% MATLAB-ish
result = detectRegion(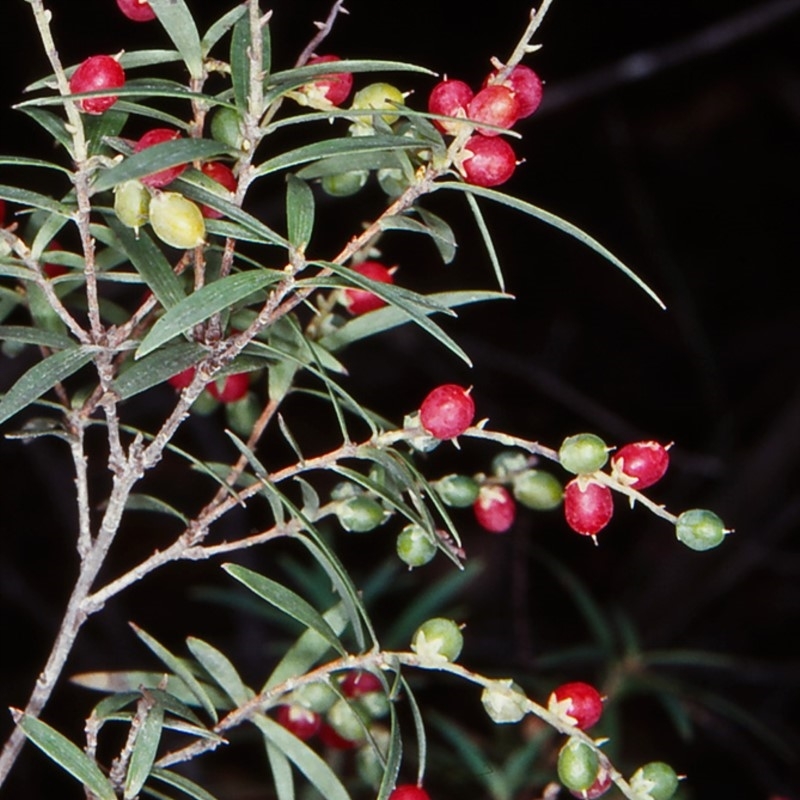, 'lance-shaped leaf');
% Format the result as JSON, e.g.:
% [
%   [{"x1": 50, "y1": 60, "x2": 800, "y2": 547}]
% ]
[
  {"x1": 186, "y1": 637, "x2": 252, "y2": 707},
  {"x1": 114, "y1": 341, "x2": 206, "y2": 400},
  {"x1": 0, "y1": 325, "x2": 74, "y2": 350},
  {"x1": 16, "y1": 713, "x2": 116, "y2": 800},
  {"x1": 0, "y1": 183, "x2": 74, "y2": 216},
  {"x1": 285, "y1": 175, "x2": 314, "y2": 252},
  {"x1": 149, "y1": 0, "x2": 204, "y2": 80},
  {"x1": 0, "y1": 347, "x2": 93, "y2": 427},
  {"x1": 266, "y1": 742, "x2": 295, "y2": 800},
  {"x1": 379, "y1": 209, "x2": 456, "y2": 265},
  {"x1": 230, "y1": 10, "x2": 271, "y2": 112},
  {"x1": 124, "y1": 494, "x2": 188, "y2": 524},
  {"x1": 202, "y1": 4, "x2": 248, "y2": 56},
  {"x1": 151, "y1": 767, "x2": 221, "y2": 800},
  {"x1": 124, "y1": 699, "x2": 165, "y2": 799},
  {"x1": 136, "y1": 270, "x2": 284, "y2": 358}
]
